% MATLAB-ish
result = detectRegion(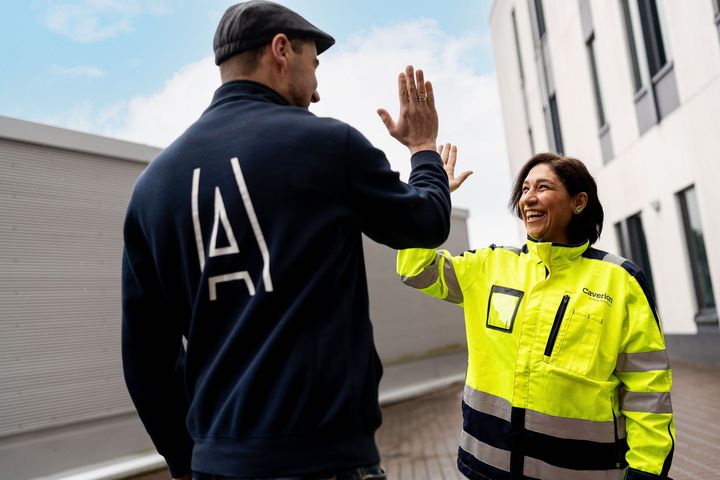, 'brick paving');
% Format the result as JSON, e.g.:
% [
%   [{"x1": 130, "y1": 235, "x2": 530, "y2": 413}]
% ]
[{"x1": 131, "y1": 360, "x2": 719, "y2": 480}]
